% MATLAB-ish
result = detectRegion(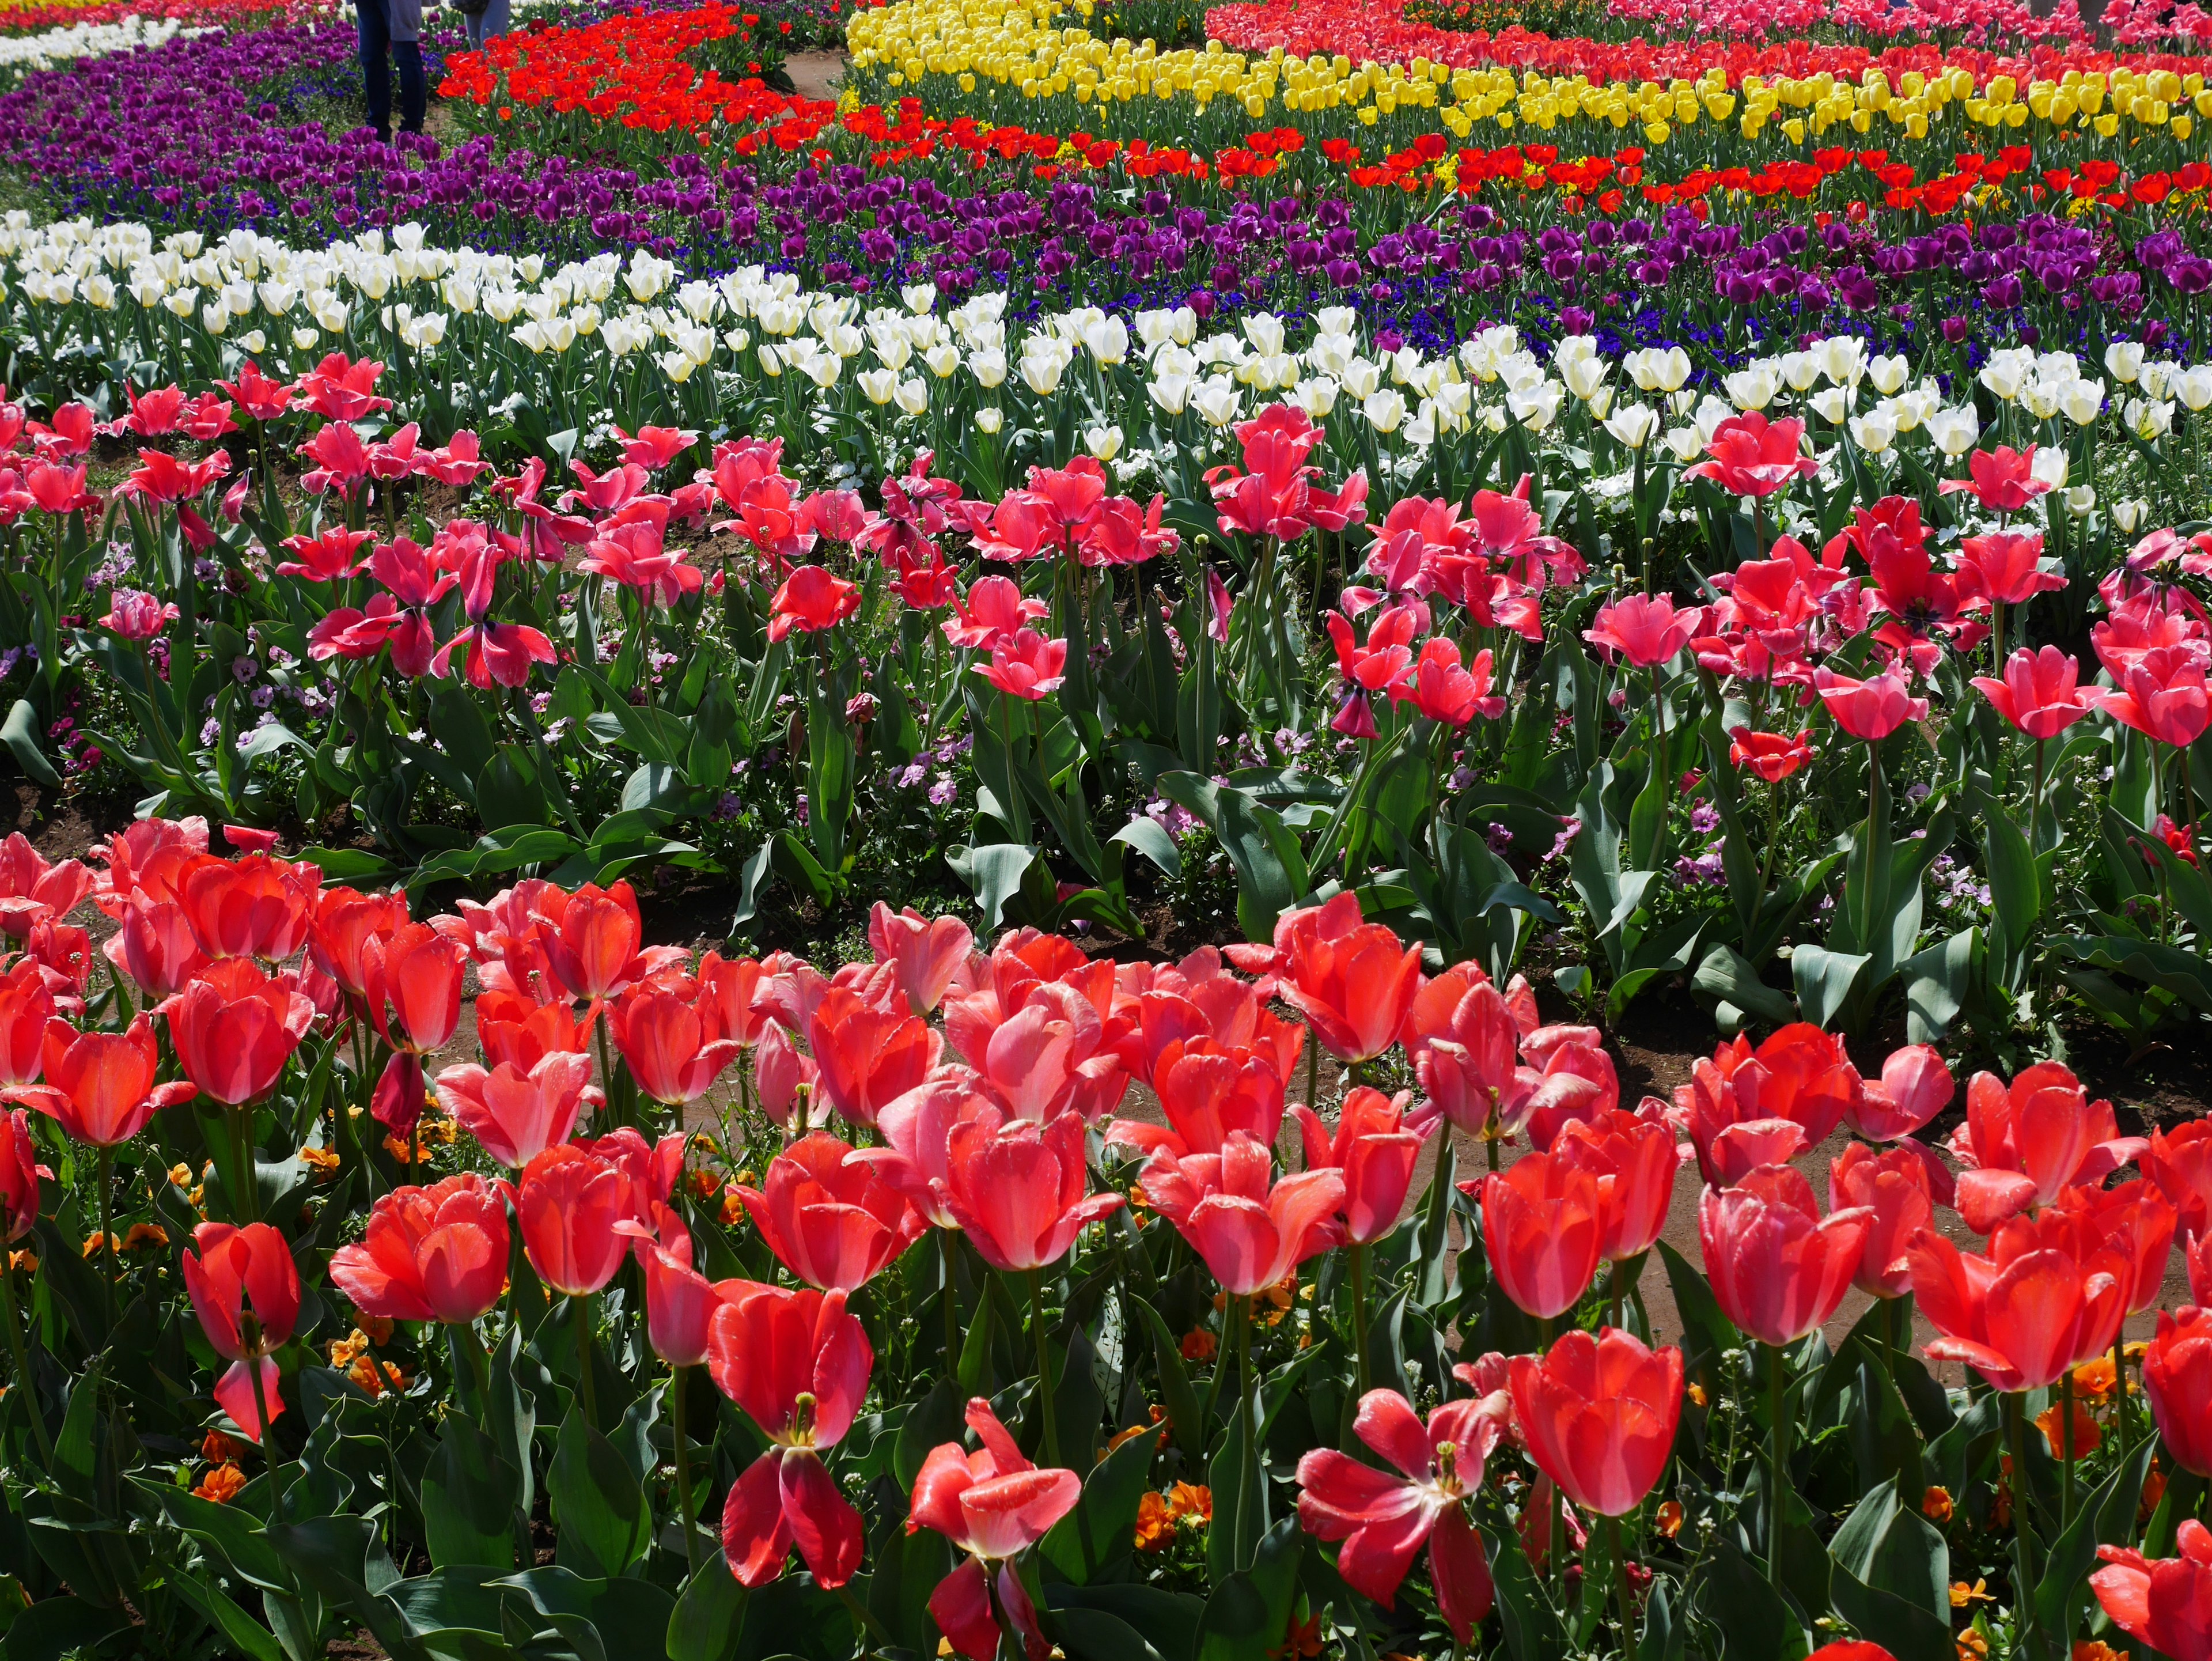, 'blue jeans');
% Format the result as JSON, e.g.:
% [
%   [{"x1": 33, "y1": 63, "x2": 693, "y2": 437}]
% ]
[
  {"x1": 357, "y1": 0, "x2": 424, "y2": 138},
  {"x1": 465, "y1": 0, "x2": 509, "y2": 48}
]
